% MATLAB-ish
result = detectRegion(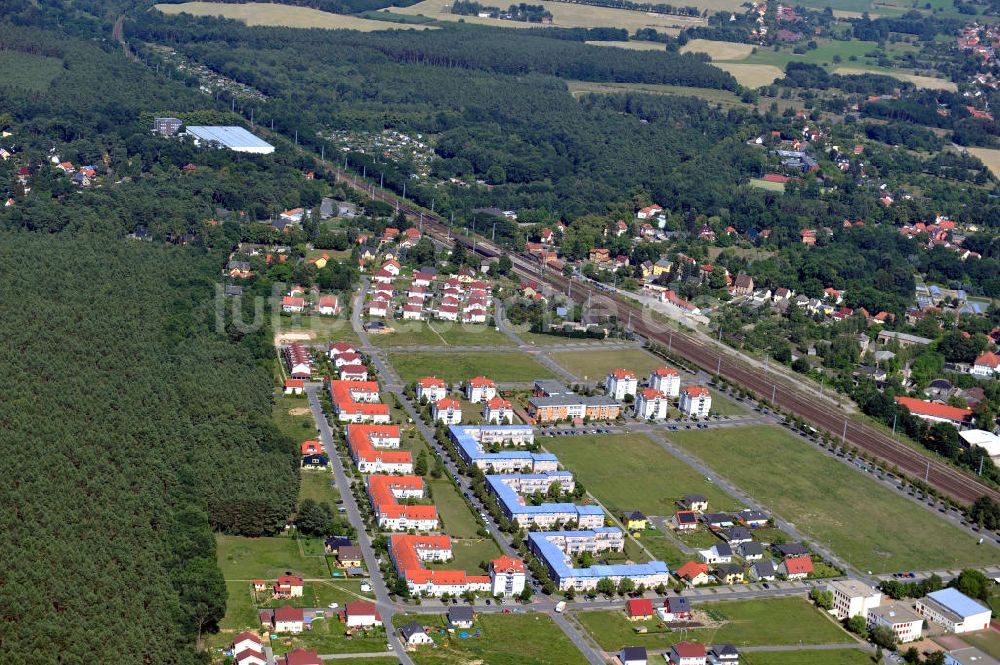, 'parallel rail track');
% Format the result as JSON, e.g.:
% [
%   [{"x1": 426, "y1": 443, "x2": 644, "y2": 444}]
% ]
[{"x1": 331, "y1": 168, "x2": 1000, "y2": 506}]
